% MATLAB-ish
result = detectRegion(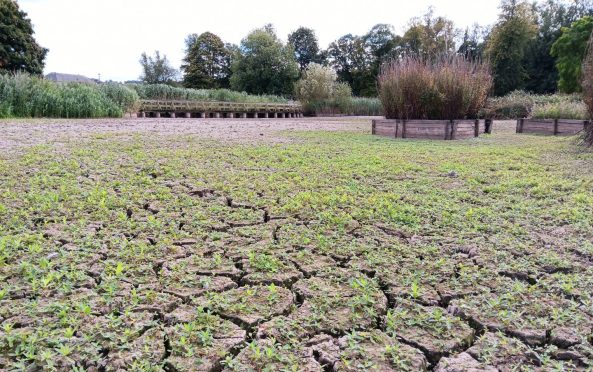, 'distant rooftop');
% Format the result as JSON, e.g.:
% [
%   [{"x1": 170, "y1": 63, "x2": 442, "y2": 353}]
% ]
[{"x1": 45, "y1": 72, "x2": 96, "y2": 84}]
